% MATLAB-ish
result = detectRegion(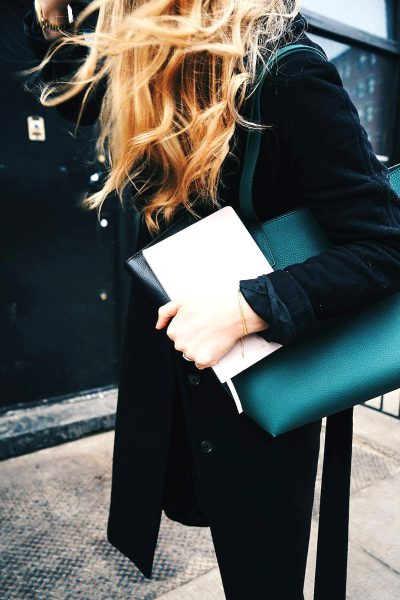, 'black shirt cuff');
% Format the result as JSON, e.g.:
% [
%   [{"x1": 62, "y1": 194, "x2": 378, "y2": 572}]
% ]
[{"x1": 239, "y1": 269, "x2": 317, "y2": 345}]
